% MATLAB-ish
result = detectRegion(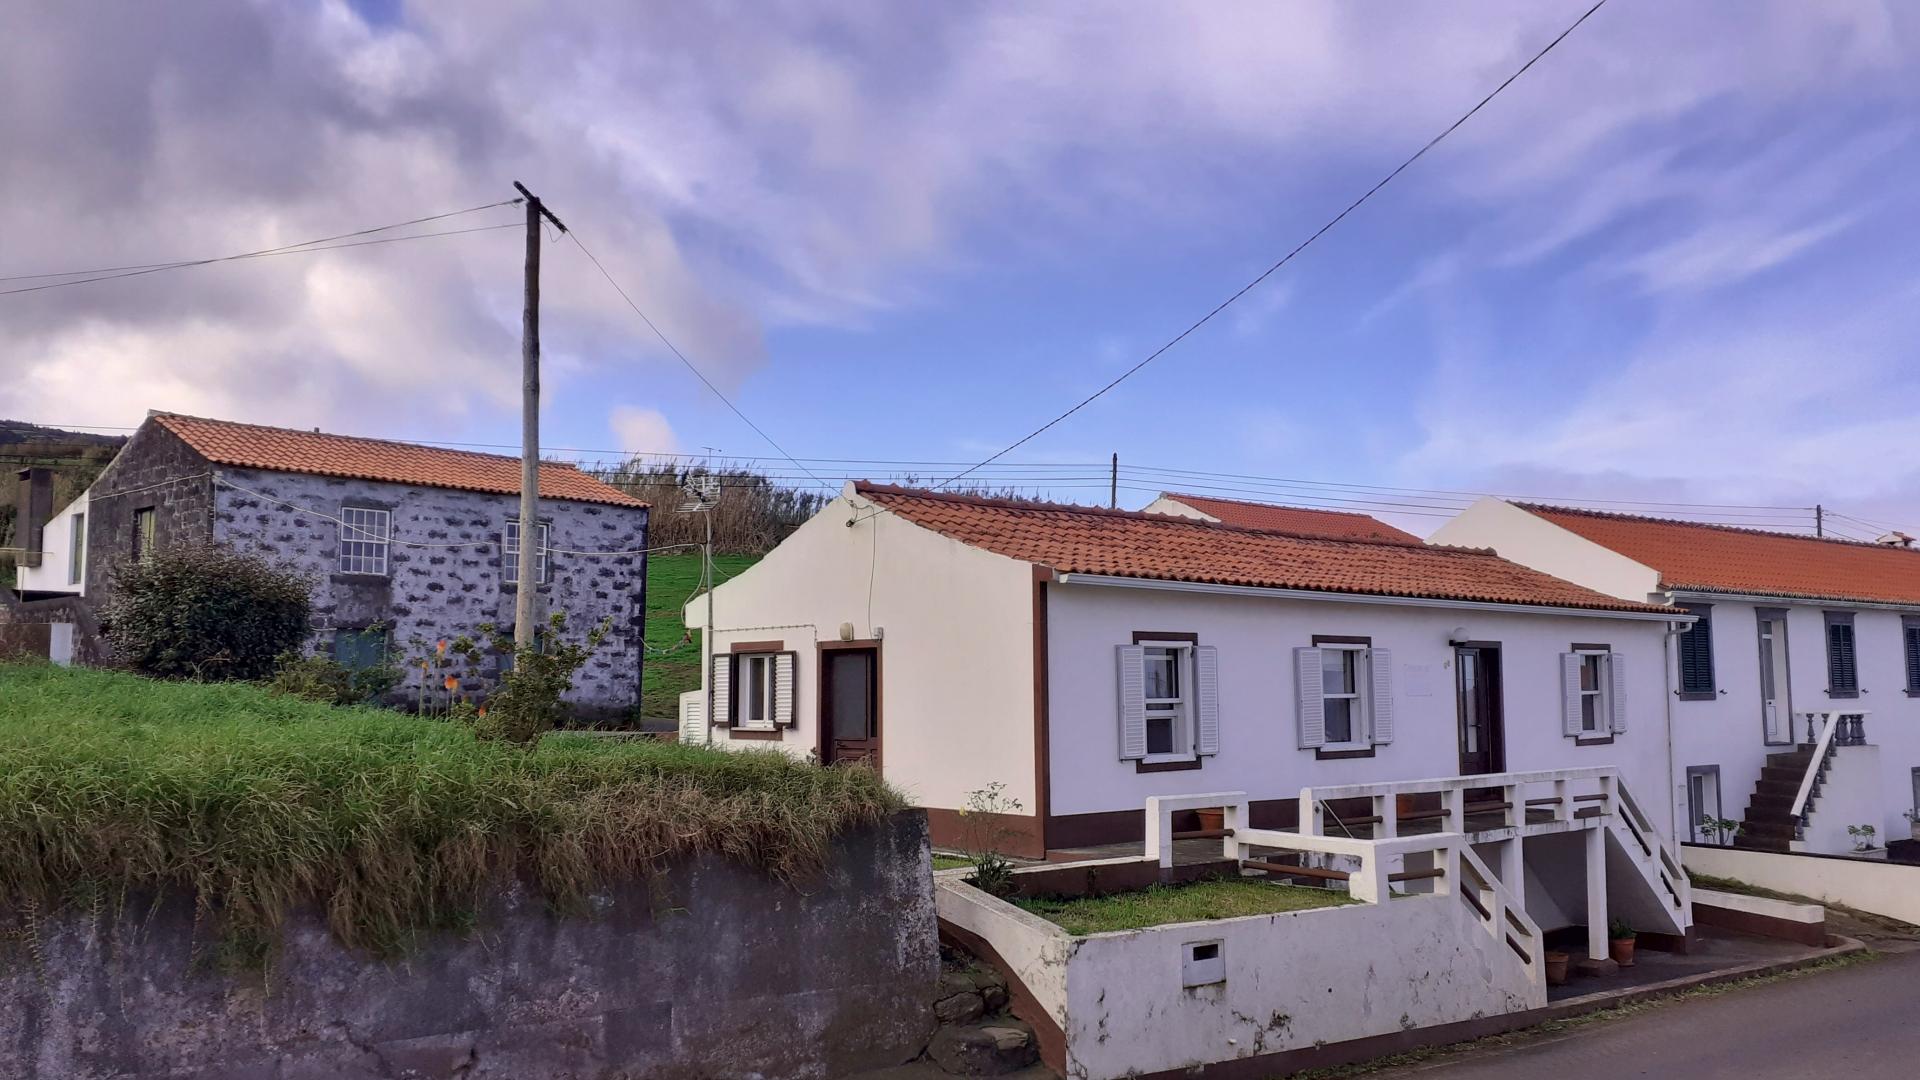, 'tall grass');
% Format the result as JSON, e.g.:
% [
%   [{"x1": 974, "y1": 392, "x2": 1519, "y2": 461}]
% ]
[{"x1": 0, "y1": 663, "x2": 904, "y2": 957}]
